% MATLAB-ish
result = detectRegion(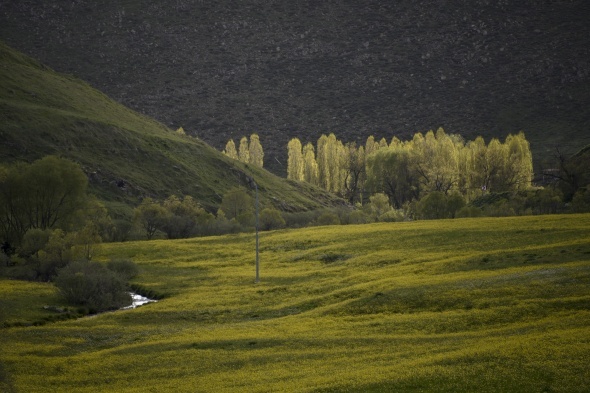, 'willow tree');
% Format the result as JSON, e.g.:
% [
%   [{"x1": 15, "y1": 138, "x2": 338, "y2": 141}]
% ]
[
  {"x1": 501, "y1": 132, "x2": 533, "y2": 191},
  {"x1": 485, "y1": 137, "x2": 506, "y2": 192},
  {"x1": 431, "y1": 128, "x2": 461, "y2": 194},
  {"x1": 466, "y1": 136, "x2": 488, "y2": 198},
  {"x1": 248, "y1": 134, "x2": 264, "y2": 168},
  {"x1": 287, "y1": 138, "x2": 304, "y2": 181},
  {"x1": 410, "y1": 128, "x2": 461, "y2": 195},
  {"x1": 223, "y1": 139, "x2": 238, "y2": 160},
  {"x1": 365, "y1": 135, "x2": 379, "y2": 157},
  {"x1": 366, "y1": 146, "x2": 417, "y2": 208}
]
